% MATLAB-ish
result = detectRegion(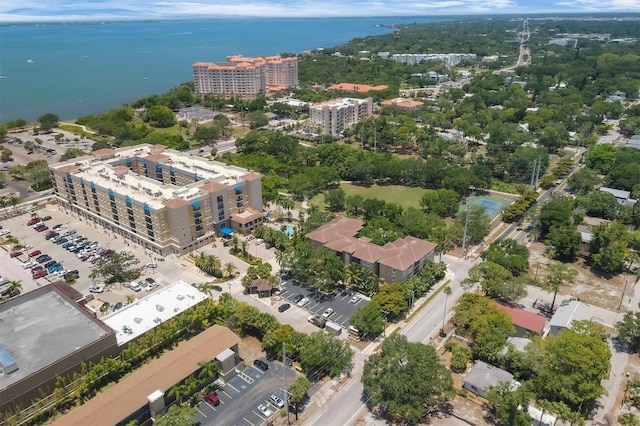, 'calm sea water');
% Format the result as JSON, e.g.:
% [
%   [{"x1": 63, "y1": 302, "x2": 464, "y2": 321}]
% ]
[{"x1": 0, "y1": 17, "x2": 438, "y2": 122}]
